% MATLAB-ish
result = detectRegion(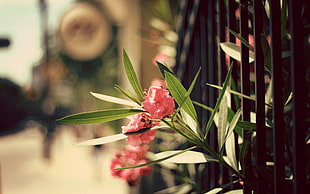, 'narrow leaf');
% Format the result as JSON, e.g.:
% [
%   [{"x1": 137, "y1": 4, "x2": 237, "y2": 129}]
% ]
[
  {"x1": 114, "y1": 146, "x2": 197, "y2": 170},
  {"x1": 265, "y1": 80, "x2": 272, "y2": 113},
  {"x1": 225, "y1": 109, "x2": 242, "y2": 141},
  {"x1": 207, "y1": 83, "x2": 272, "y2": 108},
  {"x1": 122, "y1": 49, "x2": 144, "y2": 101},
  {"x1": 207, "y1": 83, "x2": 256, "y2": 101},
  {"x1": 180, "y1": 109, "x2": 199, "y2": 135},
  {"x1": 165, "y1": 71, "x2": 198, "y2": 121},
  {"x1": 261, "y1": 34, "x2": 272, "y2": 73},
  {"x1": 154, "y1": 150, "x2": 218, "y2": 164},
  {"x1": 226, "y1": 28, "x2": 254, "y2": 51},
  {"x1": 225, "y1": 132, "x2": 238, "y2": 172},
  {"x1": 184, "y1": 67, "x2": 201, "y2": 118},
  {"x1": 224, "y1": 189, "x2": 243, "y2": 194},
  {"x1": 193, "y1": 101, "x2": 214, "y2": 112},
  {"x1": 280, "y1": 0, "x2": 287, "y2": 41},
  {"x1": 237, "y1": 121, "x2": 257, "y2": 130},
  {"x1": 220, "y1": 42, "x2": 255, "y2": 63},
  {"x1": 205, "y1": 64, "x2": 233, "y2": 137},
  {"x1": 156, "y1": 61, "x2": 174, "y2": 78},
  {"x1": 76, "y1": 127, "x2": 159, "y2": 146},
  {"x1": 154, "y1": 184, "x2": 192, "y2": 194},
  {"x1": 57, "y1": 109, "x2": 142, "y2": 124},
  {"x1": 224, "y1": 109, "x2": 241, "y2": 171},
  {"x1": 114, "y1": 85, "x2": 141, "y2": 105},
  {"x1": 161, "y1": 119, "x2": 199, "y2": 144},
  {"x1": 90, "y1": 92, "x2": 139, "y2": 107},
  {"x1": 239, "y1": 131, "x2": 251, "y2": 165},
  {"x1": 76, "y1": 133, "x2": 127, "y2": 146},
  {"x1": 205, "y1": 188, "x2": 223, "y2": 194},
  {"x1": 230, "y1": 77, "x2": 240, "y2": 109},
  {"x1": 218, "y1": 96, "x2": 228, "y2": 151}
]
